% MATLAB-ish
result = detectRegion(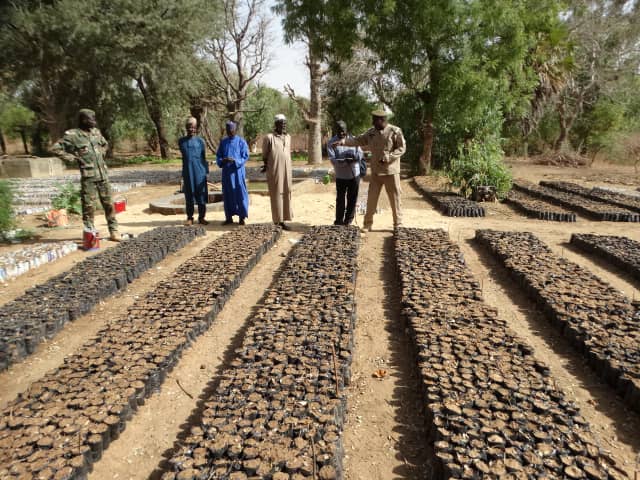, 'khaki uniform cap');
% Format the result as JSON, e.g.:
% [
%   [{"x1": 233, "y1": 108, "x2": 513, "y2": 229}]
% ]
[{"x1": 372, "y1": 109, "x2": 389, "y2": 117}]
